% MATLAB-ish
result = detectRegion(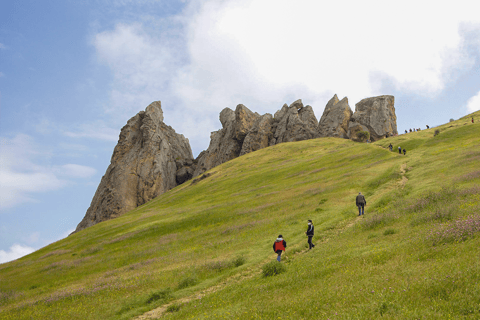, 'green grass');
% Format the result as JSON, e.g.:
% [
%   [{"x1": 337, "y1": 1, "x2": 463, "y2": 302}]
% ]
[{"x1": 1, "y1": 111, "x2": 480, "y2": 319}]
